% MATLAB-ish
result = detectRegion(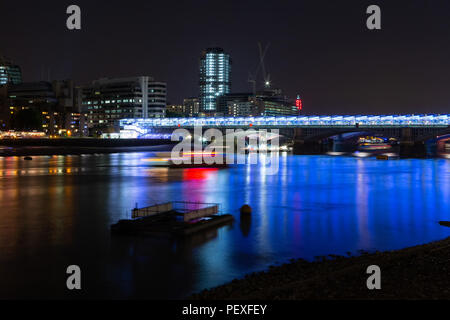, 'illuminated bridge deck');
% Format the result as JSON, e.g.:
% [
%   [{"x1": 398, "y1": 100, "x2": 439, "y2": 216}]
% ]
[{"x1": 120, "y1": 115, "x2": 450, "y2": 129}]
